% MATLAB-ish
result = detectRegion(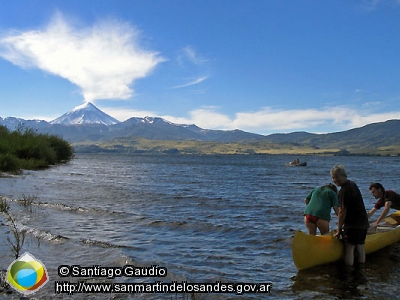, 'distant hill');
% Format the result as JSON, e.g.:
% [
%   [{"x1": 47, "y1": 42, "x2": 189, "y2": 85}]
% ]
[
  {"x1": 1, "y1": 103, "x2": 400, "y2": 155},
  {"x1": 263, "y1": 120, "x2": 400, "y2": 152}
]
